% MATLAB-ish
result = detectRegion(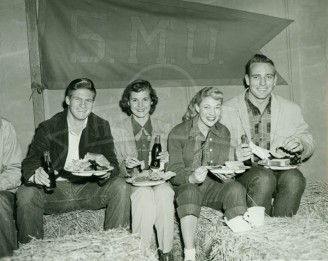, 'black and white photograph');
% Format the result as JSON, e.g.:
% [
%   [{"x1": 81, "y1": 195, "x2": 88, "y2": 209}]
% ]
[{"x1": 0, "y1": 0, "x2": 327, "y2": 260}]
